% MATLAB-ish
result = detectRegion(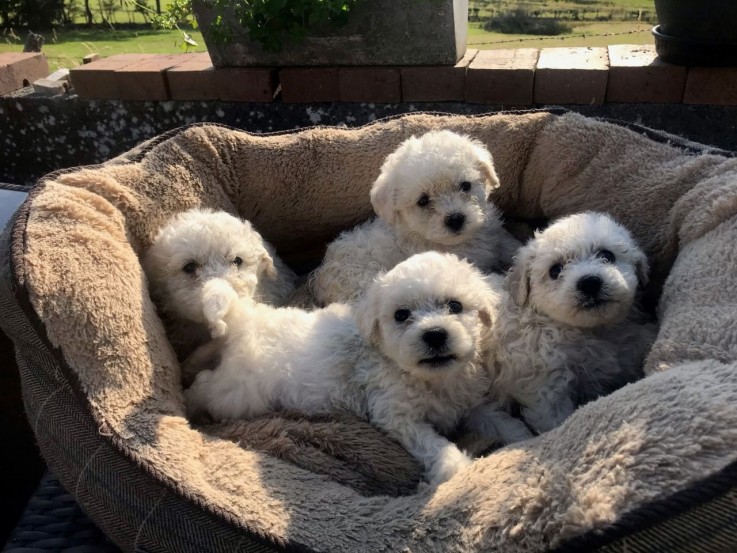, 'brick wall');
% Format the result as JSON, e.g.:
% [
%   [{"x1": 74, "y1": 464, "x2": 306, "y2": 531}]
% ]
[
  {"x1": 2, "y1": 47, "x2": 736, "y2": 106},
  {"x1": 59, "y1": 45, "x2": 737, "y2": 106}
]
